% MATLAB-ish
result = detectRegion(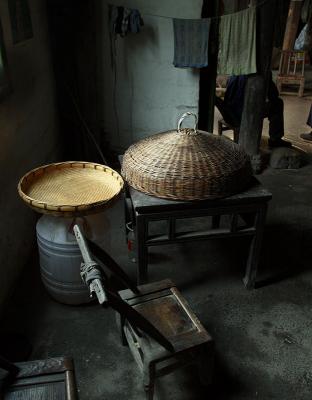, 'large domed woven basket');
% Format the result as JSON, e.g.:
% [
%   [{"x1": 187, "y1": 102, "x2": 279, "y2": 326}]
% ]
[{"x1": 122, "y1": 112, "x2": 252, "y2": 201}]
